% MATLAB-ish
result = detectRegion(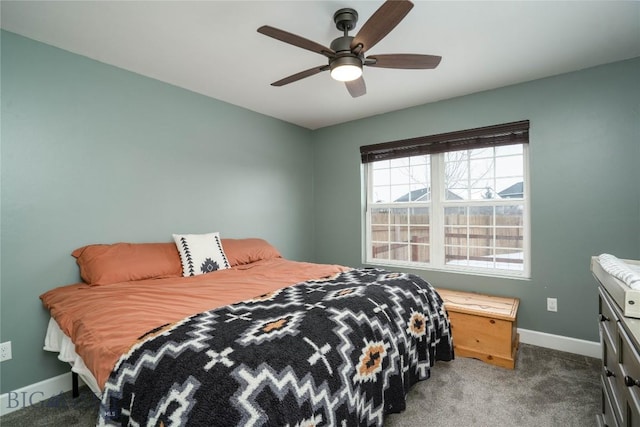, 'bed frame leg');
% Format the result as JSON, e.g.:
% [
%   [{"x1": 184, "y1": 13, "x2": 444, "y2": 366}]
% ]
[{"x1": 72, "y1": 372, "x2": 79, "y2": 398}]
